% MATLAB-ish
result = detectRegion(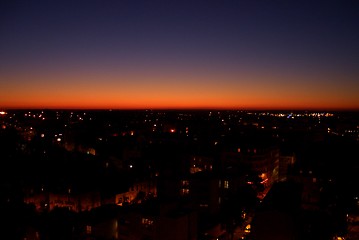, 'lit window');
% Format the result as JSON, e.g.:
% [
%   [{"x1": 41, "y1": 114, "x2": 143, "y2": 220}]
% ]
[
  {"x1": 224, "y1": 180, "x2": 229, "y2": 189},
  {"x1": 244, "y1": 224, "x2": 251, "y2": 233},
  {"x1": 142, "y1": 218, "x2": 154, "y2": 227},
  {"x1": 181, "y1": 180, "x2": 189, "y2": 187},
  {"x1": 86, "y1": 225, "x2": 92, "y2": 234},
  {"x1": 180, "y1": 188, "x2": 189, "y2": 195}
]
